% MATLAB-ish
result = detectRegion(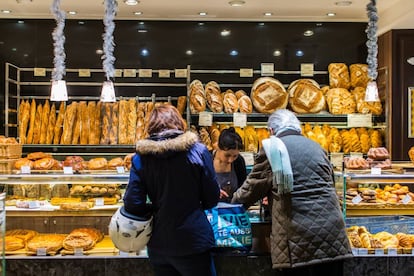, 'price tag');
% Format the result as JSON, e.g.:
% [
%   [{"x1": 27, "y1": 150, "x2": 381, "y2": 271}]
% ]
[
  {"x1": 347, "y1": 114, "x2": 373, "y2": 128},
  {"x1": 198, "y1": 112, "x2": 213, "y2": 126},
  {"x1": 28, "y1": 200, "x2": 40, "y2": 209},
  {"x1": 233, "y1": 113, "x2": 247, "y2": 127},
  {"x1": 78, "y1": 69, "x2": 91, "y2": 77},
  {"x1": 37, "y1": 248, "x2": 47, "y2": 256},
  {"x1": 371, "y1": 167, "x2": 382, "y2": 175},
  {"x1": 139, "y1": 69, "x2": 152, "y2": 78},
  {"x1": 158, "y1": 70, "x2": 170, "y2": 78},
  {"x1": 239, "y1": 68, "x2": 253, "y2": 77},
  {"x1": 239, "y1": 152, "x2": 254, "y2": 166},
  {"x1": 261, "y1": 63, "x2": 274, "y2": 76},
  {"x1": 123, "y1": 69, "x2": 137, "y2": 77},
  {"x1": 21, "y1": 165, "x2": 31, "y2": 174},
  {"x1": 300, "y1": 63, "x2": 314, "y2": 77},
  {"x1": 175, "y1": 69, "x2": 188, "y2": 78},
  {"x1": 34, "y1": 67, "x2": 46, "y2": 77},
  {"x1": 374, "y1": 248, "x2": 385, "y2": 256},
  {"x1": 114, "y1": 69, "x2": 123, "y2": 77},
  {"x1": 63, "y1": 166, "x2": 73, "y2": 175},
  {"x1": 351, "y1": 194, "x2": 363, "y2": 204},
  {"x1": 95, "y1": 198, "x2": 104, "y2": 206},
  {"x1": 387, "y1": 248, "x2": 398, "y2": 256},
  {"x1": 116, "y1": 166, "x2": 125, "y2": 174},
  {"x1": 119, "y1": 250, "x2": 130, "y2": 256},
  {"x1": 402, "y1": 194, "x2": 412, "y2": 204},
  {"x1": 351, "y1": 248, "x2": 359, "y2": 255},
  {"x1": 74, "y1": 248, "x2": 84, "y2": 256},
  {"x1": 330, "y1": 152, "x2": 344, "y2": 170},
  {"x1": 350, "y1": 152, "x2": 363, "y2": 159},
  {"x1": 358, "y1": 248, "x2": 368, "y2": 255}
]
